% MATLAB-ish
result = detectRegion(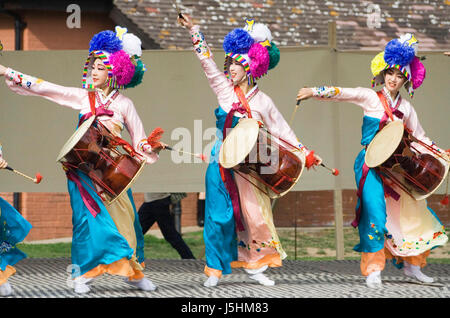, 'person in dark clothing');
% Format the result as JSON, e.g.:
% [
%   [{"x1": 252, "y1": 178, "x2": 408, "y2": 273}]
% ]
[
  {"x1": 138, "y1": 193, "x2": 195, "y2": 259},
  {"x1": 197, "y1": 192, "x2": 205, "y2": 227}
]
